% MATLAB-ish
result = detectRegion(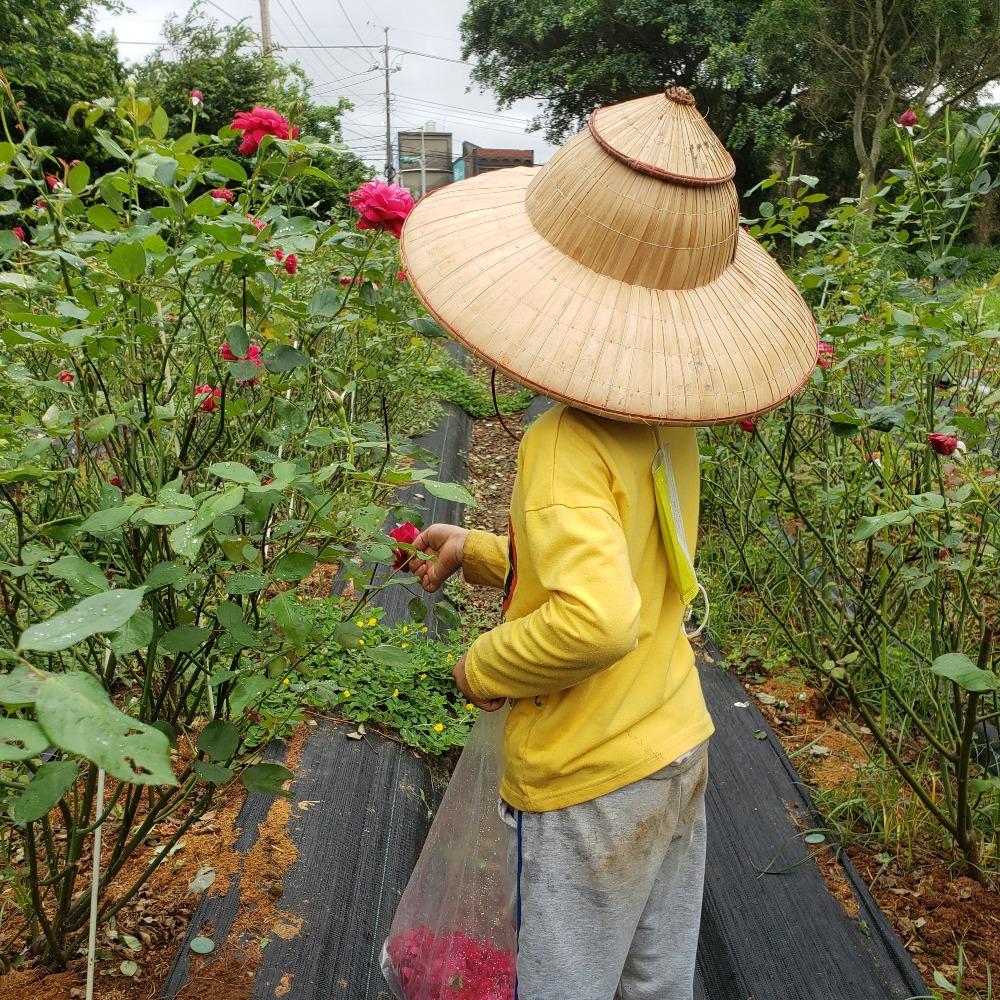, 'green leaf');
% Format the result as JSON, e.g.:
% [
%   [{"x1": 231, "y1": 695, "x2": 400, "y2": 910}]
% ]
[
  {"x1": 83, "y1": 413, "x2": 116, "y2": 443},
  {"x1": 151, "y1": 106, "x2": 169, "y2": 140},
  {"x1": 225, "y1": 571, "x2": 269, "y2": 595},
  {"x1": 33, "y1": 671, "x2": 175, "y2": 784},
  {"x1": 334, "y1": 621, "x2": 364, "y2": 648},
  {"x1": 0, "y1": 230, "x2": 21, "y2": 252},
  {"x1": 193, "y1": 759, "x2": 234, "y2": 785},
  {"x1": 120, "y1": 960, "x2": 138, "y2": 977},
  {"x1": 0, "y1": 719, "x2": 49, "y2": 761},
  {"x1": 80, "y1": 504, "x2": 135, "y2": 535},
  {"x1": 210, "y1": 157, "x2": 248, "y2": 182},
  {"x1": 48, "y1": 555, "x2": 109, "y2": 595},
  {"x1": 308, "y1": 287, "x2": 342, "y2": 317},
  {"x1": 160, "y1": 625, "x2": 210, "y2": 654},
  {"x1": 190, "y1": 936, "x2": 216, "y2": 955},
  {"x1": 216, "y1": 602, "x2": 257, "y2": 647},
  {"x1": 208, "y1": 461, "x2": 258, "y2": 485},
  {"x1": 423, "y1": 479, "x2": 476, "y2": 506},
  {"x1": 19, "y1": 588, "x2": 146, "y2": 652},
  {"x1": 143, "y1": 561, "x2": 186, "y2": 590},
  {"x1": 109, "y1": 611, "x2": 154, "y2": 656},
  {"x1": 139, "y1": 507, "x2": 194, "y2": 526},
  {"x1": 272, "y1": 552, "x2": 315, "y2": 582},
  {"x1": 229, "y1": 675, "x2": 269, "y2": 716},
  {"x1": 94, "y1": 130, "x2": 130, "y2": 161},
  {"x1": 10, "y1": 760, "x2": 78, "y2": 824},
  {"x1": 262, "y1": 345, "x2": 308, "y2": 372},
  {"x1": 107, "y1": 241, "x2": 146, "y2": 281},
  {"x1": 0, "y1": 666, "x2": 42, "y2": 706},
  {"x1": 198, "y1": 720, "x2": 239, "y2": 761},
  {"x1": 407, "y1": 316, "x2": 446, "y2": 337},
  {"x1": 408, "y1": 596, "x2": 427, "y2": 623},
  {"x1": 188, "y1": 865, "x2": 217, "y2": 893},
  {"x1": 434, "y1": 601, "x2": 461, "y2": 631},
  {"x1": 849, "y1": 510, "x2": 912, "y2": 542},
  {"x1": 931, "y1": 653, "x2": 999, "y2": 693},
  {"x1": 67, "y1": 162, "x2": 90, "y2": 194},
  {"x1": 241, "y1": 762, "x2": 293, "y2": 798},
  {"x1": 365, "y1": 644, "x2": 413, "y2": 668},
  {"x1": 224, "y1": 323, "x2": 250, "y2": 357},
  {"x1": 86, "y1": 204, "x2": 120, "y2": 230},
  {"x1": 269, "y1": 591, "x2": 312, "y2": 647}
]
